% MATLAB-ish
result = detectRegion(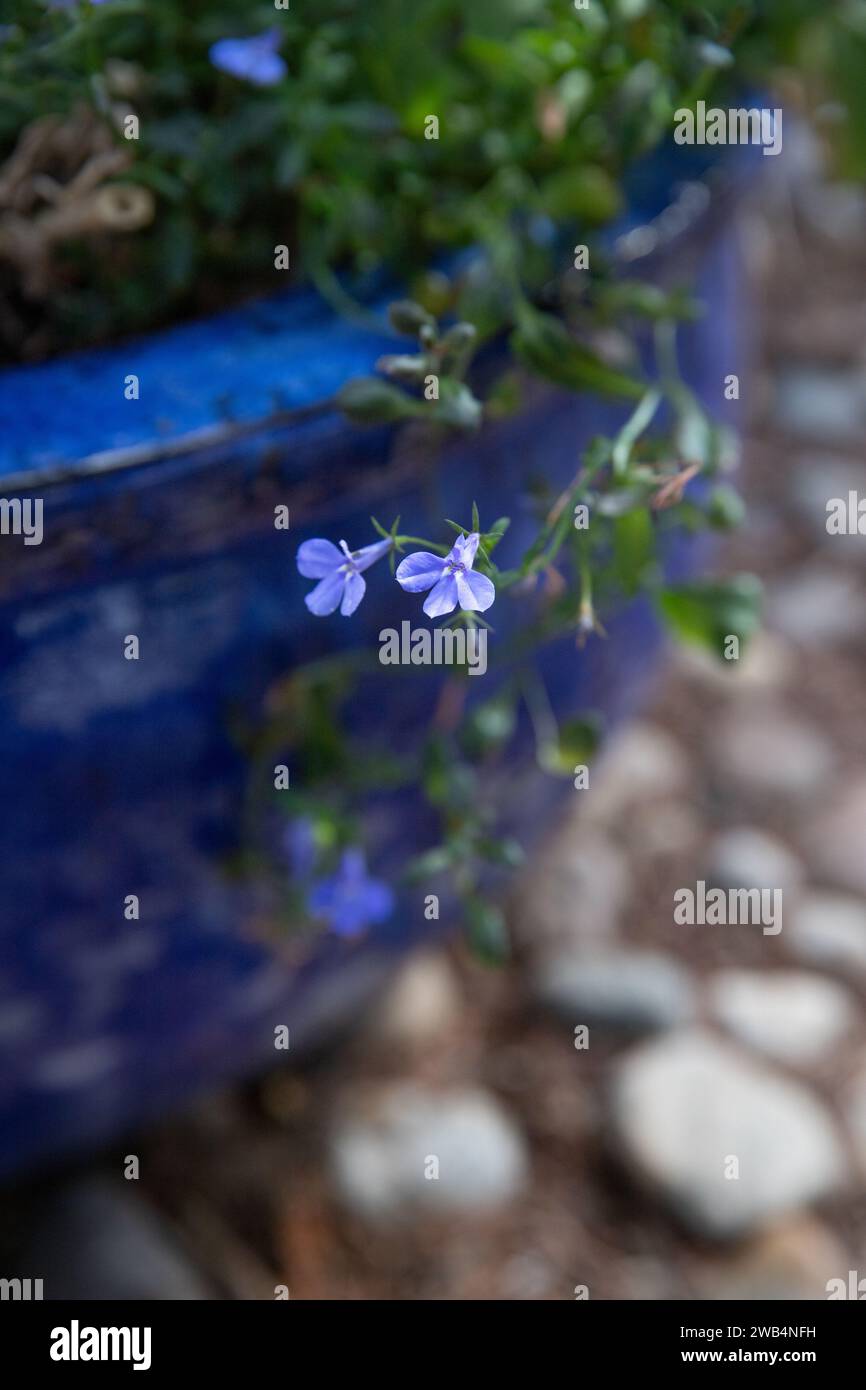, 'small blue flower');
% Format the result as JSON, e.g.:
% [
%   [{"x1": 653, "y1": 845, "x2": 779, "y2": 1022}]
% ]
[
  {"x1": 308, "y1": 849, "x2": 394, "y2": 939},
  {"x1": 395, "y1": 531, "x2": 495, "y2": 619},
  {"x1": 209, "y1": 29, "x2": 286, "y2": 87},
  {"x1": 297, "y1": 536, "x2": 391, "y2": 617}
]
